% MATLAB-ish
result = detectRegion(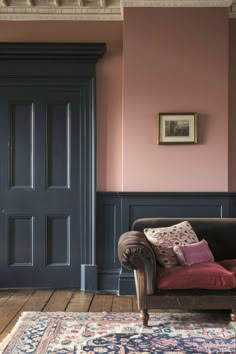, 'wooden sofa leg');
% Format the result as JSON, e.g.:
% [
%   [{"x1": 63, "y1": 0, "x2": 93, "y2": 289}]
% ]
[
  {"x1": 140, "y1": 309, "x2": 149, "y2": 327},
  {"x1": 230, "y1": 309, "x2": 236, "y2": 321}
]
